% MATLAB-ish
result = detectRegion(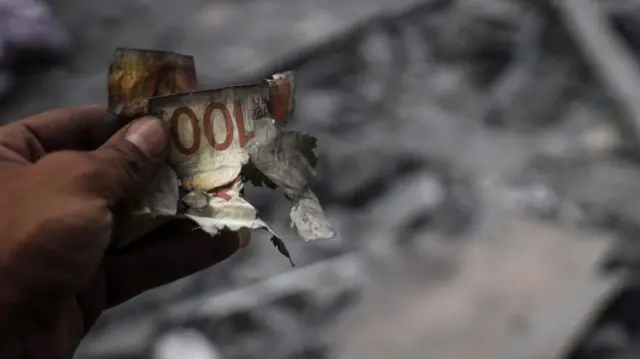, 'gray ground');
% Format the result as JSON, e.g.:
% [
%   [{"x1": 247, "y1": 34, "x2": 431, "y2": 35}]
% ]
[{"x1": 3, "y1": 0, "x2": 640, "y2": 358}]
